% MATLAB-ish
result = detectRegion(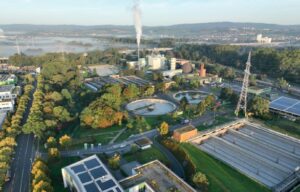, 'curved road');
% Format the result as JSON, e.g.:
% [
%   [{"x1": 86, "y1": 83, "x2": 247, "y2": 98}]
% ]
[{"x1": 152, "y1": 139, "x2": 185, "y2": 179}]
